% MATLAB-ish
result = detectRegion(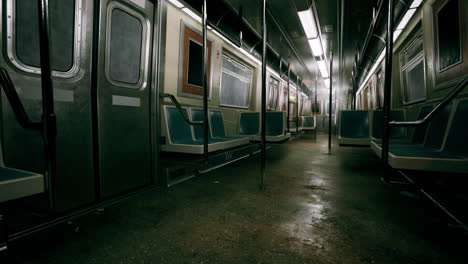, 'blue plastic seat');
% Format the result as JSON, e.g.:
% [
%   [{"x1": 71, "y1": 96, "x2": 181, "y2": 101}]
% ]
[
  {"x1": 0, "y1": 167, "x2": 44, "y2": 203},
  {"x1": 190, "y1": 109, "x2": 230, "y2": 143},
  {"x1": 340, "y1": 111, "x2": 370, "y2": 138},
  {"x1": 371, "y1": 110, "x2": 406, "y2": 140},
  {"x1": 372, "y1": 103, "x2": 452, "y2": 157},
  {"x1": 166, "y1": 107, "x2": 202, "y2": 145},
  {"x1": 266, "y1": 112, "x2": 285, "y2": 136},
  {"x1": 163, "y1": 106, "x2": 225, "y2": 153},
  {"x1": 338, "y1": 110, "x2": 370, "y2": 145},
  {"x1": 302, "y1": 116, "x2": 316, "y2": 130},
  {"x1": 209, "y1": 110, "x2": 243, "y2": 140},
  {"x1": 381, "y1": 100, "x2": 468, "y2": 173},
  {"x1": 239, "y1": 112, "x2": 260, "y2": 136}
]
